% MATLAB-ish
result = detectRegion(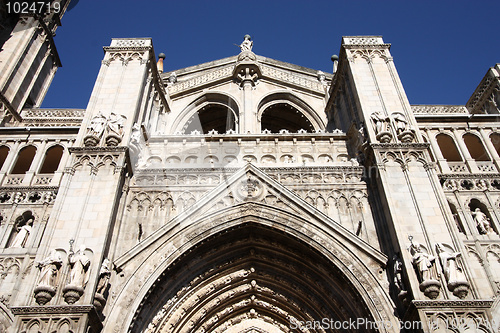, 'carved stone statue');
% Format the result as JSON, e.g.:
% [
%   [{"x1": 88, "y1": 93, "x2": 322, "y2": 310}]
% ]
[
  {"x1": 393, "y1": 255, "x2": 404, "y2": 292},
  {"x1": 435, "y1": 243, "x2": 470, "y2": 298},
  {"x1": 392, "y1": 112, "x2": 408, "y2": 134},
  {"x1": 408, "y1": 239, "x2": 440, "y2": 299},
  {"x1": 435, "y1": 243, "x2": 460, "y2": 283},
  {"x1": 94, "y1": 258, "x2": 112, "y2": 311},
  {"x1": 409, "y1": 242, "x2": 436, "y2": 282},
  {"x1": 34, "y1": 249, "x2": 63, "y2": 305},
  {"x1": 37, "y1": 249, "x2": 63, "y2": 288},
  {"x1": 471, "y1": 208, "x2": 490, "y2": 234},
  {"x1": 10, "y1": 218, "x2": 33, "y2": 248},
  {"x1": 87, "y1": 112, "x2": 107, "y2": 138},
  {"x1": 68, "y1": 244, "x2": 91, "y2": 289},
  {"x1": 370, "y1": 111, "x2": 389, "y2": 134},
  {"x1": 105, "y1": 112, "x2": 127, "y2": 146},
  {"x1": 106, "y1": 113, "x2": 125, "y2": 137},
  {"x1": 239, "y1": 34, "x2": 253, "y2": 52},
  {"x1": 96, "y1": 258, "x2": 111, "y2": 295}
]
